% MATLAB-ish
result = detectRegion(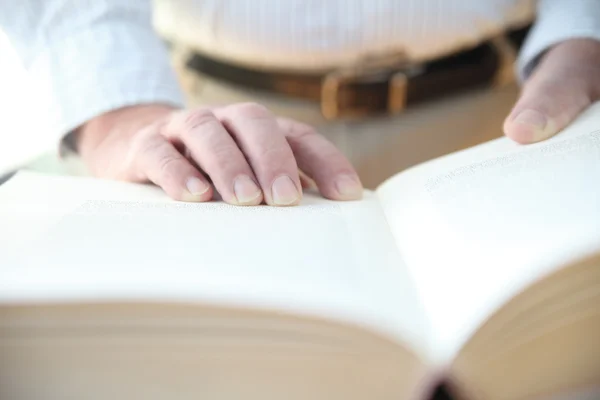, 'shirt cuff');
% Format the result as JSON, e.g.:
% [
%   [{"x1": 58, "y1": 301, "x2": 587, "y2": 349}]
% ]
[
  {"x1": 517, "y1": 0, "x2": 600, "y2": 82},
  {"x1": 28, "y1": 19, "x2": 185, "y2": 155}
]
